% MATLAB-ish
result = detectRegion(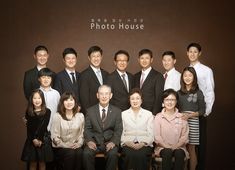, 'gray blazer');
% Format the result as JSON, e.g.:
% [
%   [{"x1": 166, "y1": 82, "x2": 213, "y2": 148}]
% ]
[{"x1": 84, "y1": 104, "x2": 123, "y2": 146}]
